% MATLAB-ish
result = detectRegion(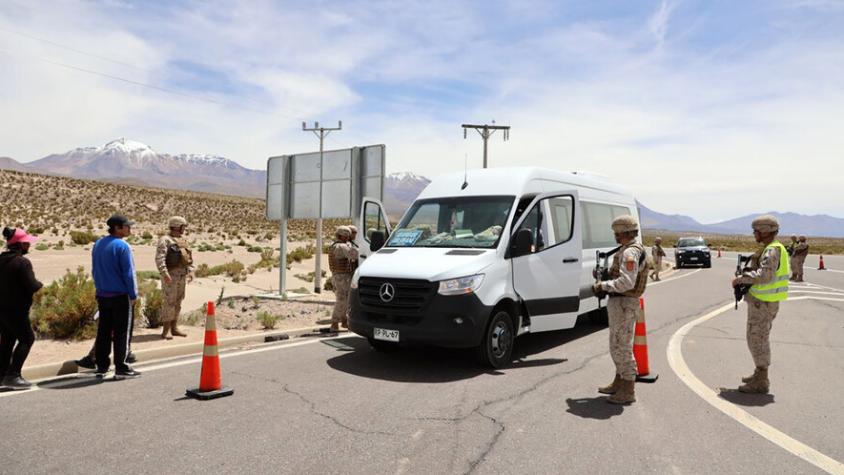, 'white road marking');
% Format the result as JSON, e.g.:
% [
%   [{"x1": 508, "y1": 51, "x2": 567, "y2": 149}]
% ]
[
  {"x1": 811, "y1": 268, "x2": 844, "y2": 274},
  {"x1": 667, "y1": 298, "x2": 844, "y2": 474},
  {"x1": 649, "y1": 268, "x2": 703, "y2": 287},
  {"x1": 0, "y1": 334, "x2": 358, "y2": 399}
]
